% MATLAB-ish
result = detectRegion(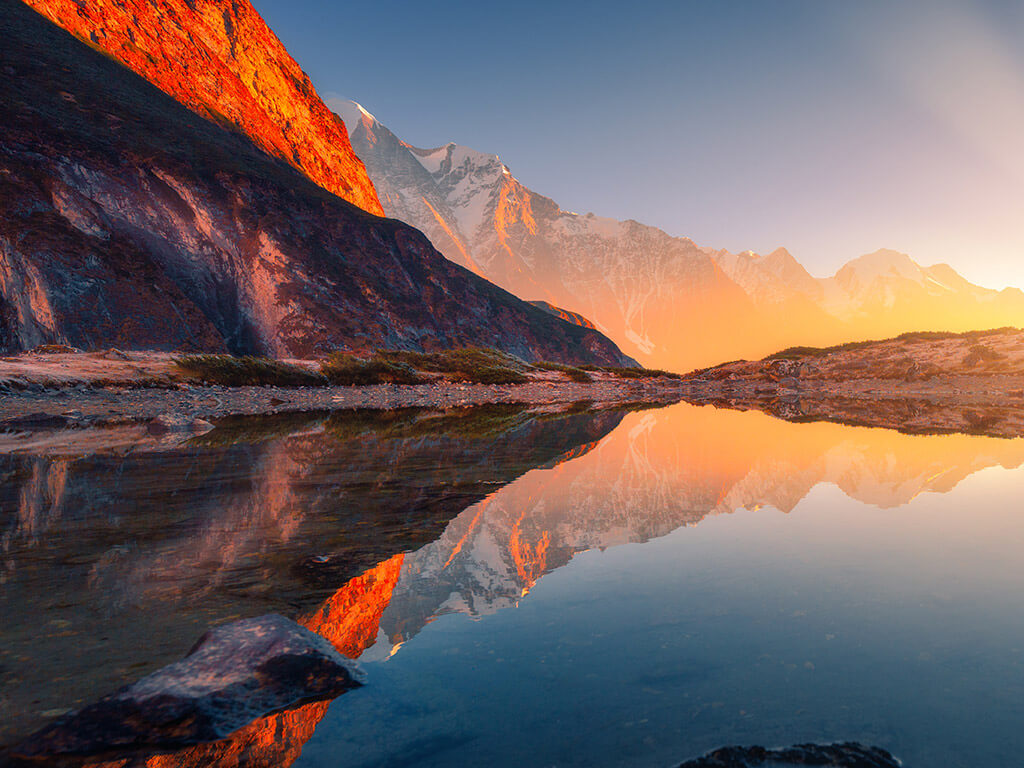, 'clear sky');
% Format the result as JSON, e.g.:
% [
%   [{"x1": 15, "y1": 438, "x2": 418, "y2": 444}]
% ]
[{"x1": 251, "y1": 0, "x2": 1024, "y2": 289}]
